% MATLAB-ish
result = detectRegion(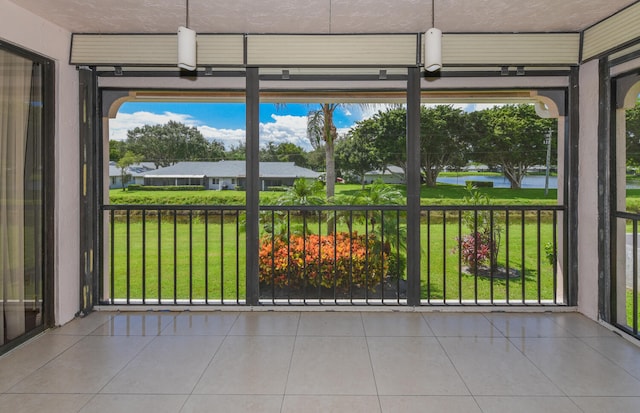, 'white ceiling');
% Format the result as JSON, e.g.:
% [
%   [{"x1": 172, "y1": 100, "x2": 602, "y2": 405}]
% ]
[{"x1": 8, "y1": 0, "x2": 639, "y2": 34}]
